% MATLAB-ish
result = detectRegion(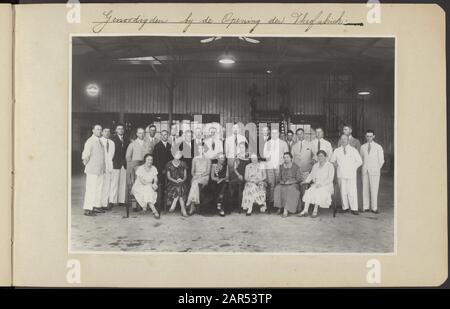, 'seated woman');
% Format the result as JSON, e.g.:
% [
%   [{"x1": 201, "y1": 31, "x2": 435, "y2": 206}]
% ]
[
  {"x1": 241, "y1": 153, "x2": 267, "y2": 216},
  {"x1": 299, "y1": 150, "x2": 335, "y2": 218},
  {"x1": 228, "y1": 141, "x2": 250, "y2": 212},
  {"x1": 274, "y1": 152, "x2": 302, "y2": 218},
  {"x1": 166, "y1": 151, "x2": 189, "y2": 217},
  {"x1": 209, "y1": 152, "x2": 229, "y2": 216},
  {"x1": 187, "y1": 144, "x2": 211, "y2": 215},
  {"x1": 131, "y1": 154, "x2": 160, "y2": 219}
]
